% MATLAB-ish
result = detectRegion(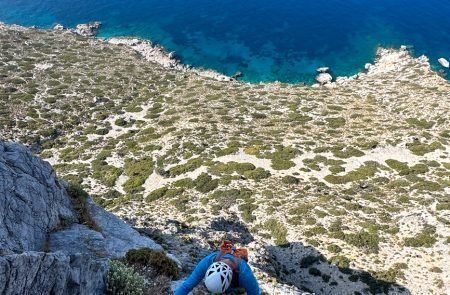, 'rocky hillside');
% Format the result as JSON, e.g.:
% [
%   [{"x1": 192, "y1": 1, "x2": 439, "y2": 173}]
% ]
[{"x1": 0, "y1": 23, "x2": 449, "y2": 294}]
